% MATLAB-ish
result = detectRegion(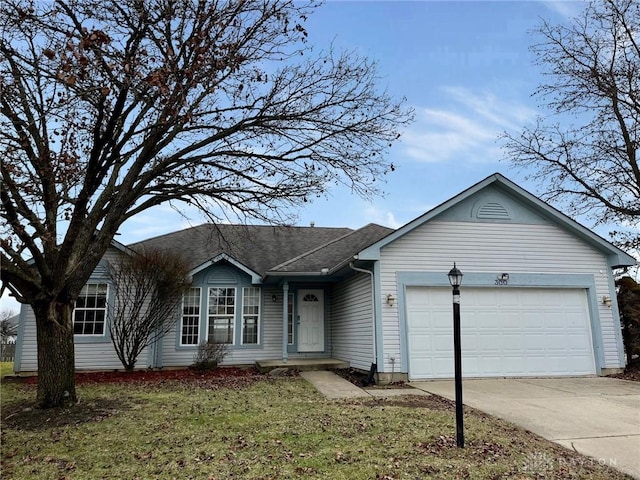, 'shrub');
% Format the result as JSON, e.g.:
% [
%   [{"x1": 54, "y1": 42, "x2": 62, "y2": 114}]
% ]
[{"x1": 191, "y1": 341, "x2": 228, "y2": 371}]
